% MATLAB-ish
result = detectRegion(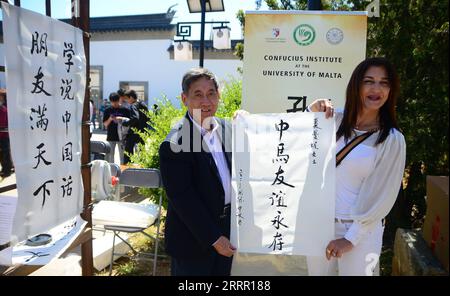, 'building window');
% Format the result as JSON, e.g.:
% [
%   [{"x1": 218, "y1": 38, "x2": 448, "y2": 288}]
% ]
[
  {"x1": 90, "y1": 66, "x2": 103, "y2": 110},
  {"x1": 119, "y1": 81, "x2": 148, "y2": 102}
]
